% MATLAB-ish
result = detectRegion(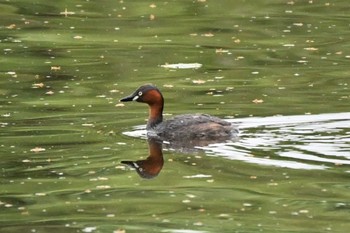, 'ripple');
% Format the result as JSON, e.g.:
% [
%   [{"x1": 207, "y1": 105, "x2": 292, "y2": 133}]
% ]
[
  {"x1": 122, "y1": 112, "x2": 350, "y2": 170},
  {"x1": 202, "y1": 112, "x2": 350, "y2": 170}
]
